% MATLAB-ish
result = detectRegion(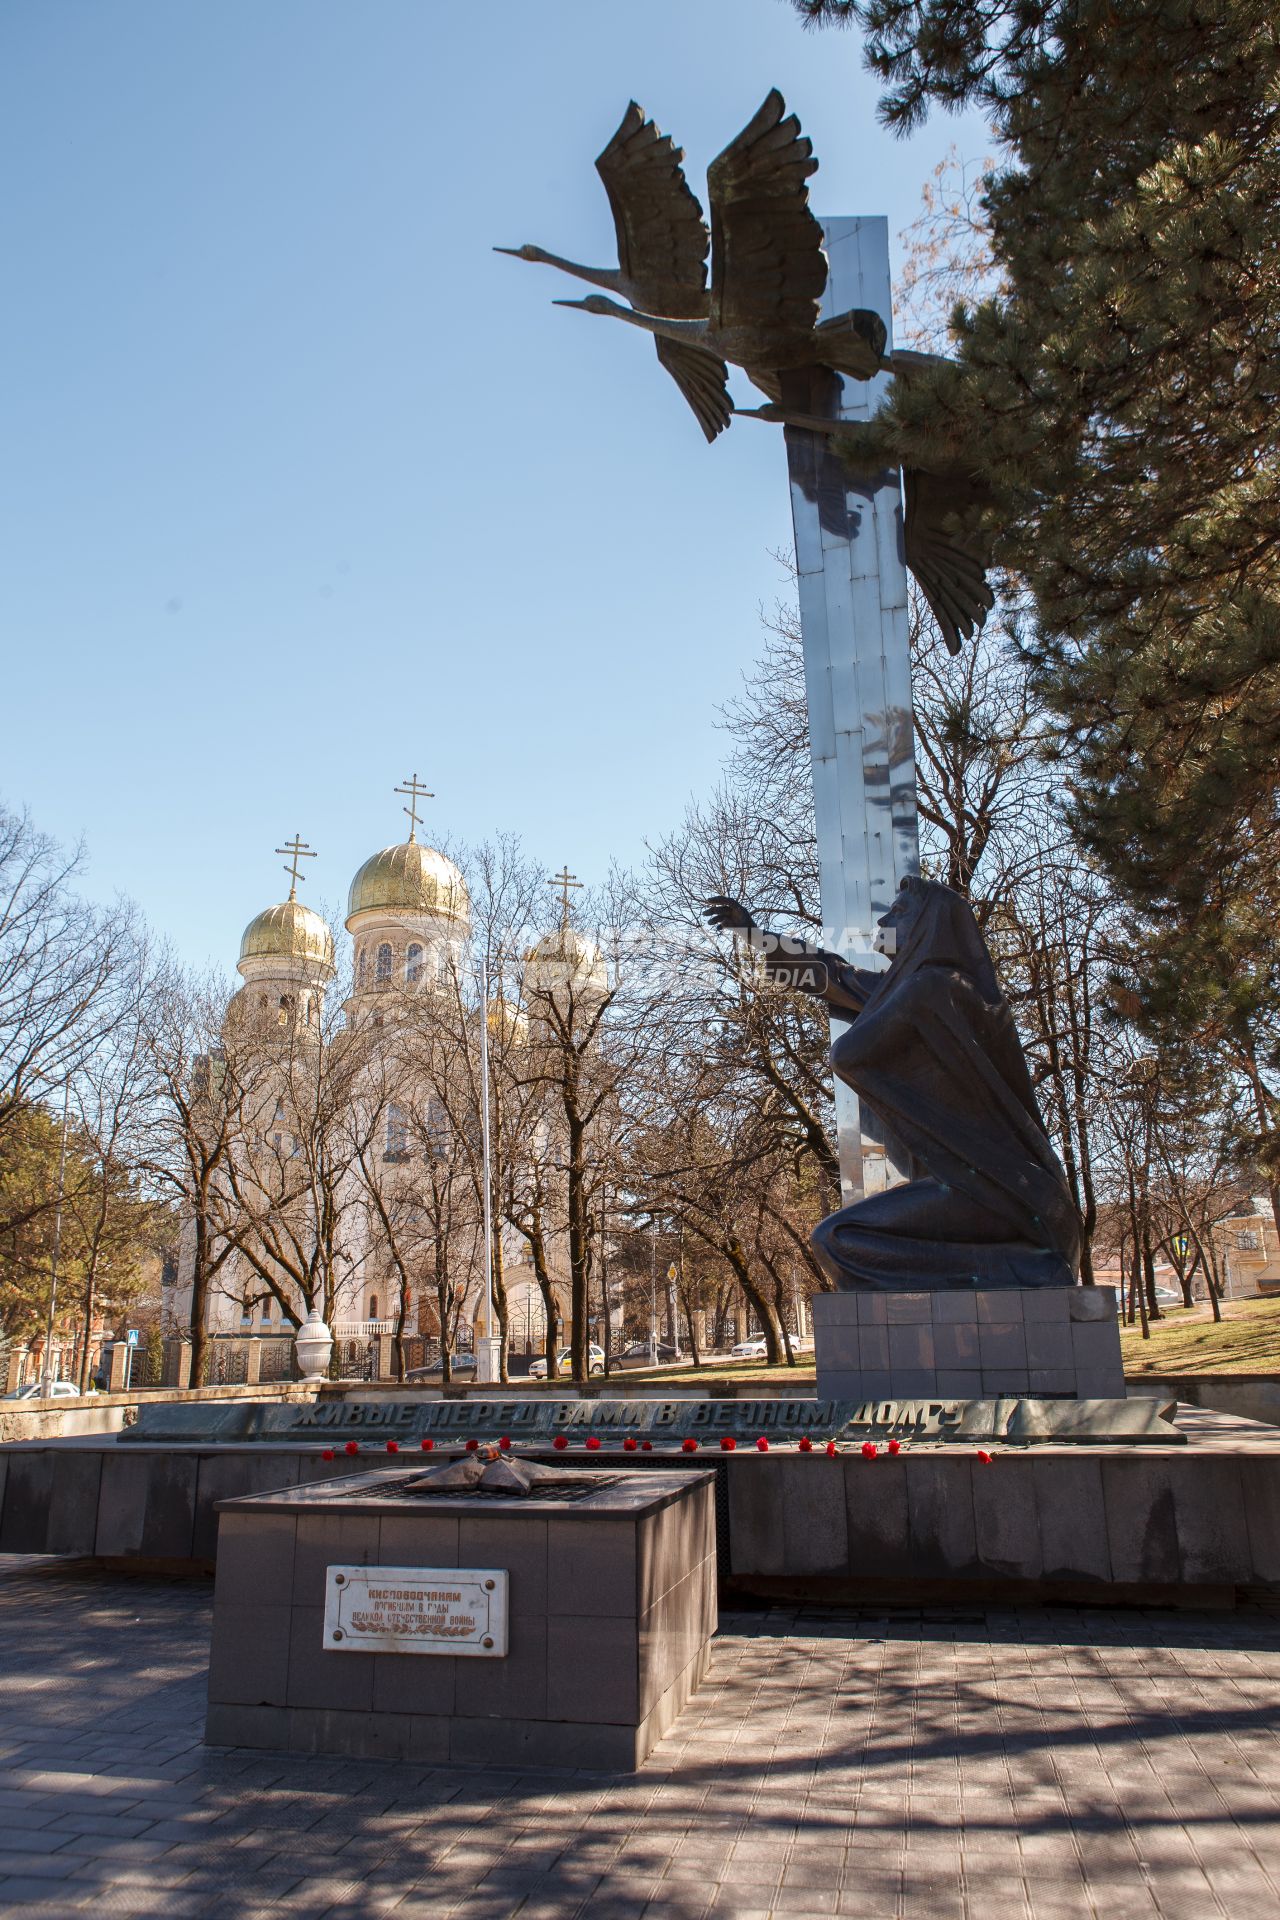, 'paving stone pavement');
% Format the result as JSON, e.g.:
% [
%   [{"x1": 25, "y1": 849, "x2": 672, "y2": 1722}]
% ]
[{"x1": 0, "y1": 1555, "x2": 1277, "y2": 1919}]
